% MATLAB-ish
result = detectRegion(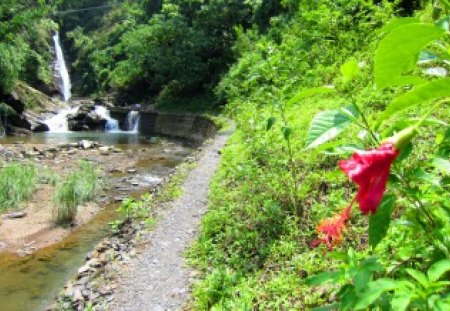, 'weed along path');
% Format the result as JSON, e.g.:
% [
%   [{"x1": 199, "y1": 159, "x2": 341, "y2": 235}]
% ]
[{"x1": 111, "y1": 127, "x2": 233, "y2": 310}]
